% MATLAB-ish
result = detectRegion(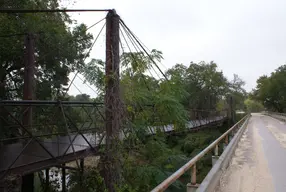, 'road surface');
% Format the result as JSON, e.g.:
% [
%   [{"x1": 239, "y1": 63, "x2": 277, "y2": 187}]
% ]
[{"x1": 215, "y1": 113, "x2": 286, "y2": 192}]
